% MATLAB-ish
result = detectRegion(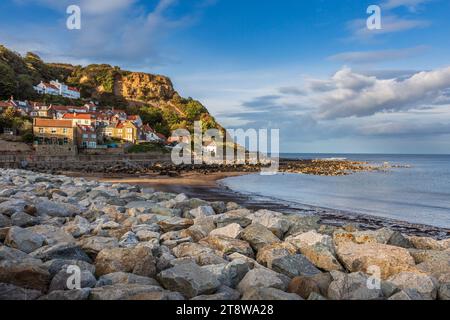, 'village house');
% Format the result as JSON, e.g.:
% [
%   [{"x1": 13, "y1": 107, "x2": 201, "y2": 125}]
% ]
[
  {"x1": 76, "y1": 125, "x2": 97, "y2": 149},
  {"x1": 140, "y1": 124, "x2": 165, "y2": 143},
  {"x1": 114, "y1": 121, "x2": 139, "y2": 143},
  {"x1": 34, "y1": 80, "x2": 81, "y2": 99},
  {"x1": 62, "y1": 113, "x2": 95, "y2": 127},
  {"x1": 127, "y1": 115, "x2": 143, "y2": 127},
  {"x1": 203, "y1": 140, "x2": 218, "y2": 156},
  {"x1": 32, "y1": 118, "x2": 77, "y2": 155}
]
